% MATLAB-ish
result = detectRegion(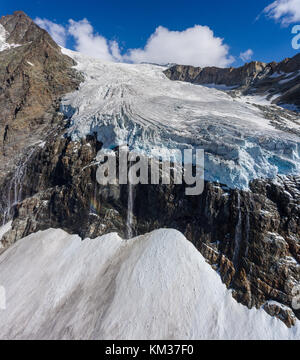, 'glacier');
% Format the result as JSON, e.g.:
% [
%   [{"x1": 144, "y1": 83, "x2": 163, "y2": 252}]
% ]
[
  {"x1": 0, "y1": 228, "x2": 299, "y2": 340},
  {"x1": 60, "y1": 49, "x2": 300, "y2": 189}
]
